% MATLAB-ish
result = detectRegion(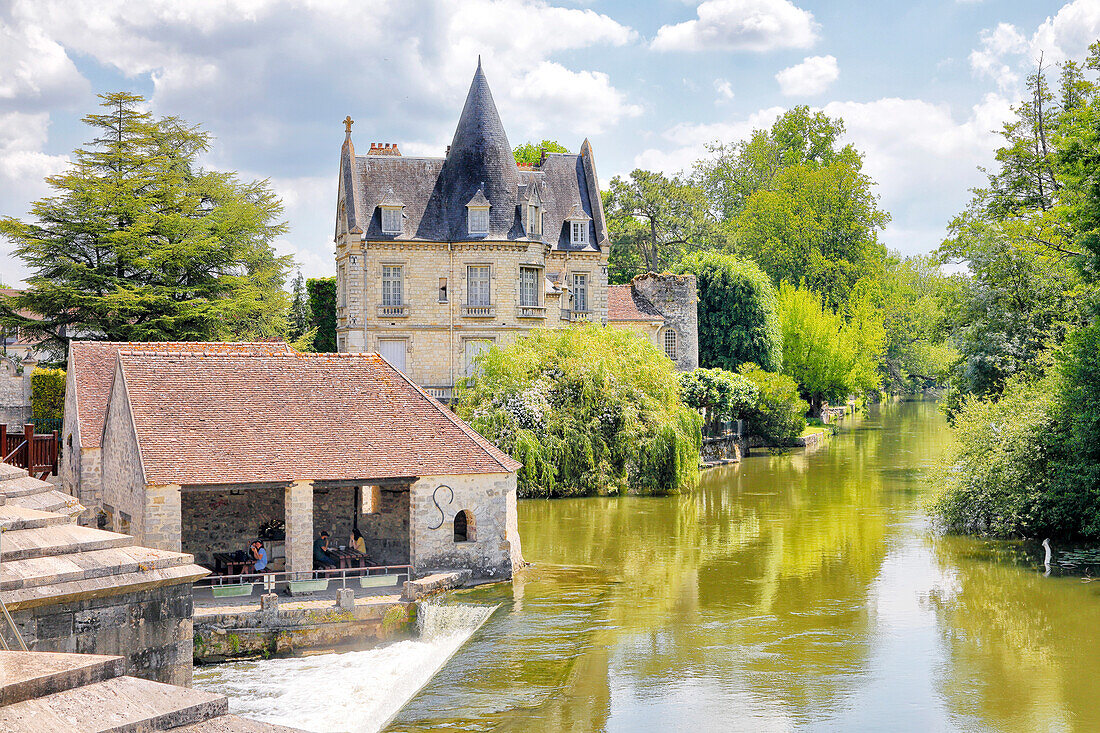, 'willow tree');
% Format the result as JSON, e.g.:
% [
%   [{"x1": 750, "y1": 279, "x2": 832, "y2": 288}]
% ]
[{"x1": 0, "y1": 92, "x2": 291, "y2": 355}]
